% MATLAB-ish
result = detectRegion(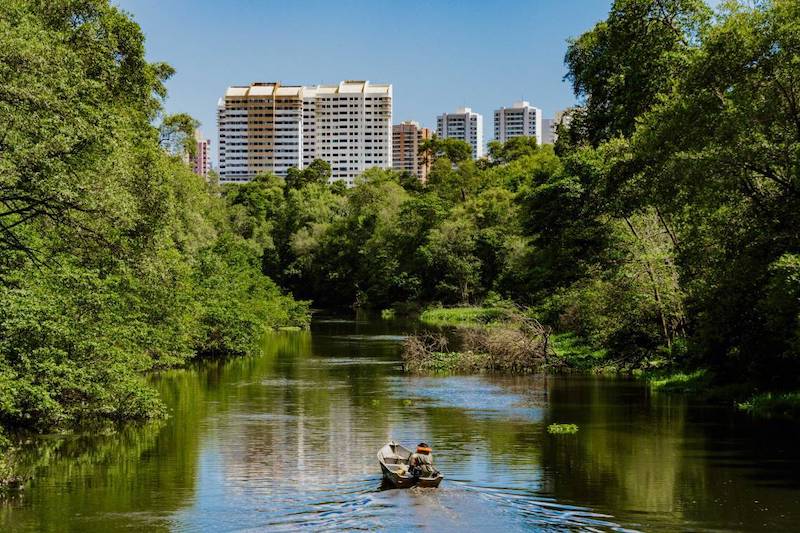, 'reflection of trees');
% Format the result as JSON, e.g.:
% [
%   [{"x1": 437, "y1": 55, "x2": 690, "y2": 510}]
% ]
[
  {"x1": 538, "y1": 378, "x2": 800, "y2": 531},
  {"x1": 7, "y1": 322, "x2": 798, "y2": 532},
  {"x1": 422, "y1": 376, "x2": 549, "y2": 467},
  {"x1": 0, "y1": 419, "x2": 187, "y2": 532},
  {"x1": 423, "y1": 406, "x2": 543, "y2": 475},
  {"x1": 213, "y1": 330, "x2": 399, "y2": 491},
  {"x1": 0, "y1": 361, "x2": 218, "y2": 531},
  {"x1": 540, "y1": 378, "x2": 691, "y2": 523}
]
